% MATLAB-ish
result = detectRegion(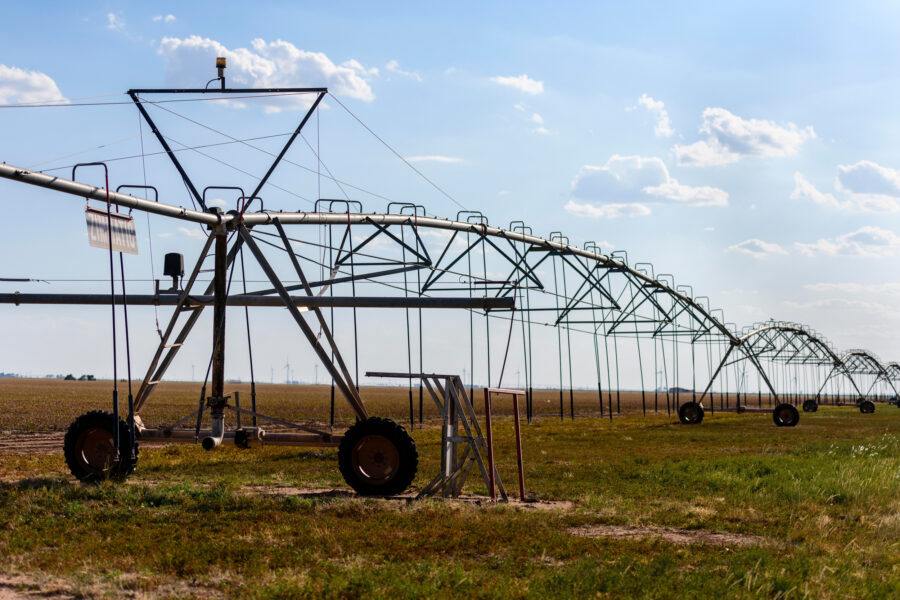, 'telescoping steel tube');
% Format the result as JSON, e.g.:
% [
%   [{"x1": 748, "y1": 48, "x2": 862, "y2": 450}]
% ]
[
  {"x1": 0, "y1": 163, "x2": 220, "y2": 225},
  {"x1": 0, "y1": 293, "x2": 514, "y2": 310}
]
